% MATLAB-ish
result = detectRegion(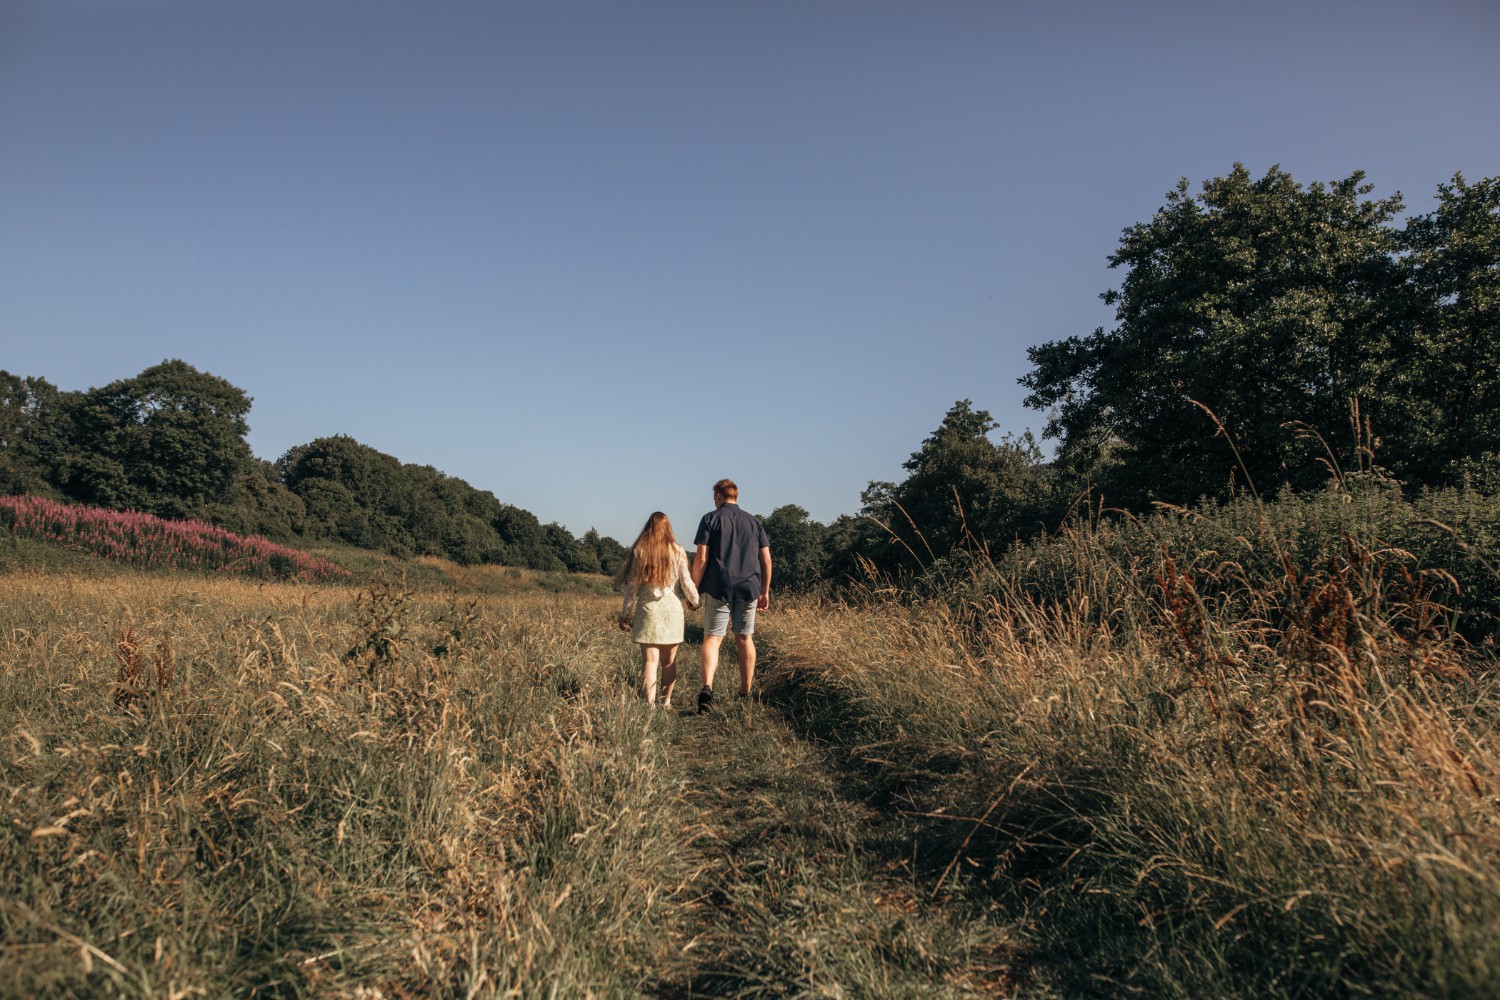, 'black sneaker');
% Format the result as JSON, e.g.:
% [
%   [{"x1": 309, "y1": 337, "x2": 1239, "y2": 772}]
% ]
[{"x1": 697, "y1": 686, "x2": 714, "y2": 714}]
